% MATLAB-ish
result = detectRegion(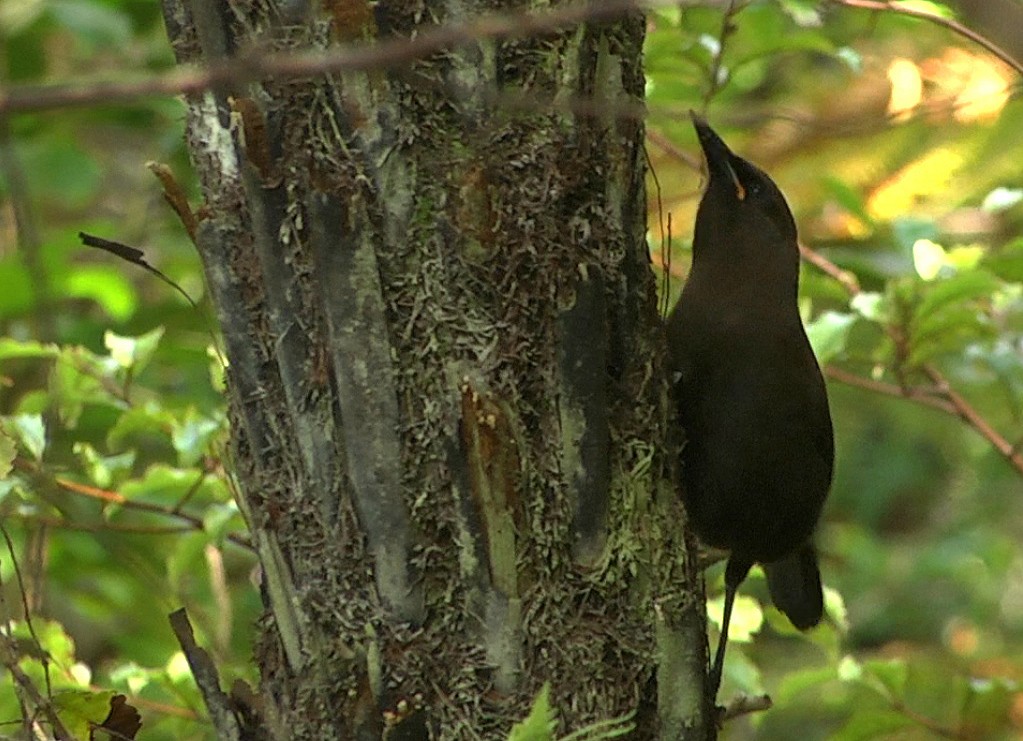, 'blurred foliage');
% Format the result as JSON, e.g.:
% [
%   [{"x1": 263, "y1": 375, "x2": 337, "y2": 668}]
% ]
[
  {"x1": 1, "y1": 1, "x2": 249, "y2": 740},
  {"x1": 0, "y1": 0, "x2": 1021, "y2": 739}
]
